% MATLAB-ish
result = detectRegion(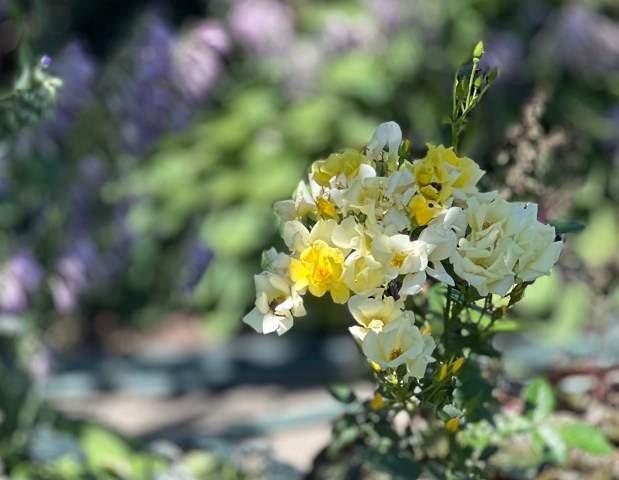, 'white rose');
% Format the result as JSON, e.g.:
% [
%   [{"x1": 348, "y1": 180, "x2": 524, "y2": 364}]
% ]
[
  {"x1": 450, "y1": 192, "x2": 562, "y2": 297},
  {"x1": 362, "y1": 312, "x2": 436, "y2": 379},
  {"x1": 347, "y1": 290, "x2": 405, "y2": 341},
  {"x1": 242, "y1": 272, "x2": 306, "y2": 335}
]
